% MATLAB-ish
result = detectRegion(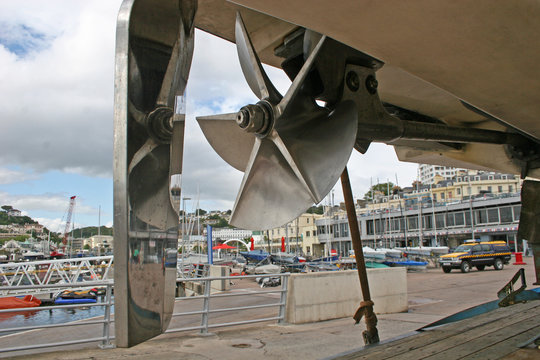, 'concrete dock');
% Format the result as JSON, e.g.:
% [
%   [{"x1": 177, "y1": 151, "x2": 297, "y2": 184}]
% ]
[{"x1": 1, "y1": 259, "x2": 538, "y2": 359}]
